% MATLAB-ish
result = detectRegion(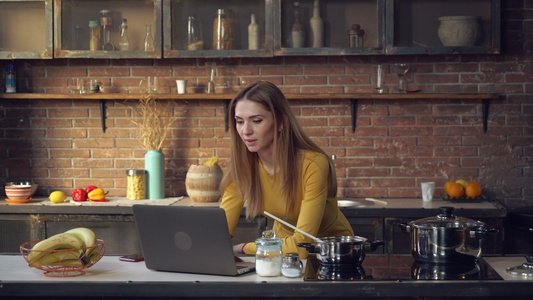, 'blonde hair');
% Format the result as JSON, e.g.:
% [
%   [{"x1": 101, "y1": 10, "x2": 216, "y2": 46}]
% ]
[{"x1": 220, "y1": 81, "x2": 337, "y2": 219}]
